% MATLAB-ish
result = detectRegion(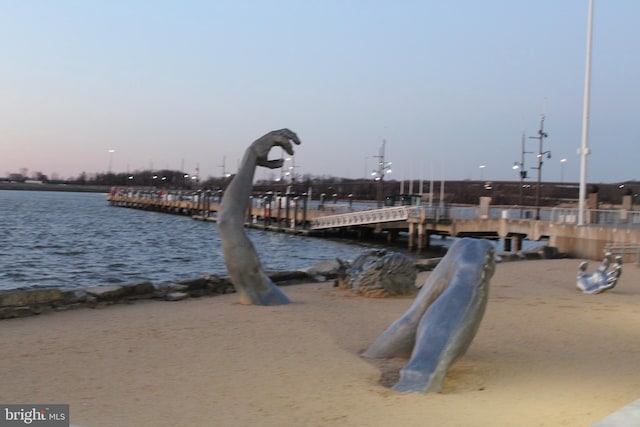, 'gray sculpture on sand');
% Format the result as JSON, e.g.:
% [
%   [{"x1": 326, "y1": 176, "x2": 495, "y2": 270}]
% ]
[
  {"x1": 576, "y1": 252, "x2": 622, "y2": 294},
  {"x1": 217, "y1": 129, "x2": 301, "y2": 305},
  {"x1": 336, "y1": 250, "x2": 417, "y2": 298},
  {"x1": 362, "y1": 238, "x2": 495, "y2": 393}
]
